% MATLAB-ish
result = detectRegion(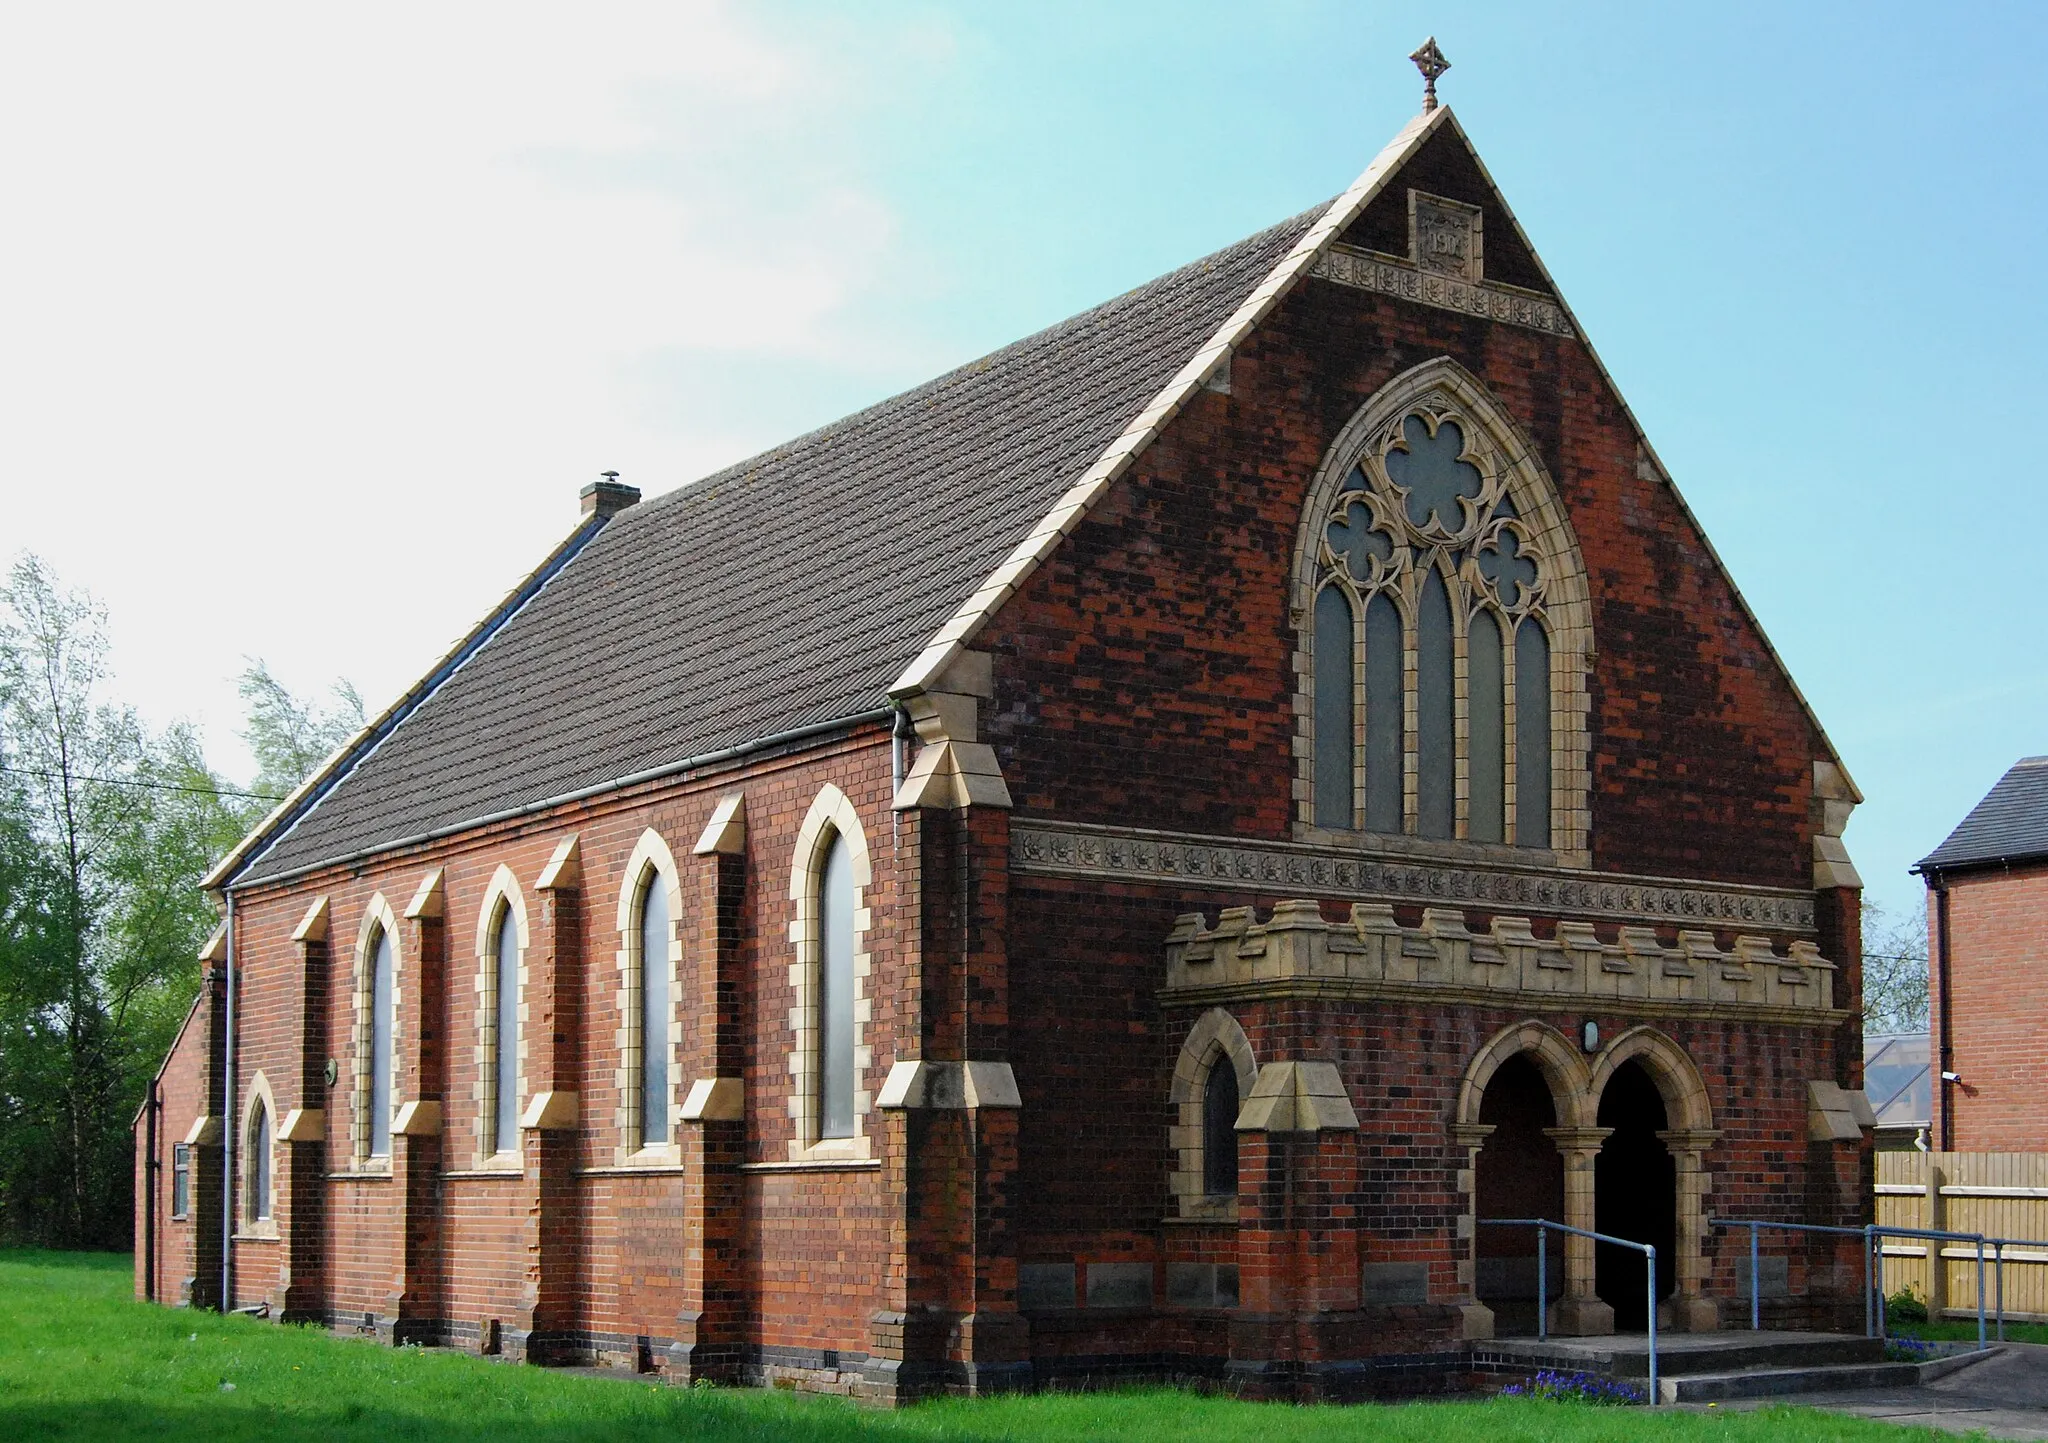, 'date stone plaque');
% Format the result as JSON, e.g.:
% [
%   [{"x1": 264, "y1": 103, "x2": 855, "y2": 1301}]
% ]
[{"x1": 1410, "y1": 190, "x2": 1484, "y2": 283}]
